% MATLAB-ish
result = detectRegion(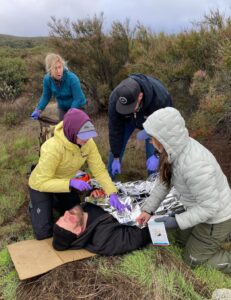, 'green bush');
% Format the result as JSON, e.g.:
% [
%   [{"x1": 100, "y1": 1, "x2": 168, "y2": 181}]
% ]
[
  {"x1": 0, "y1": 57, "x2": 27, "y2": 101},
  {"x1": 0, "y1": 112, "x2": 18, "y2": 126}
]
